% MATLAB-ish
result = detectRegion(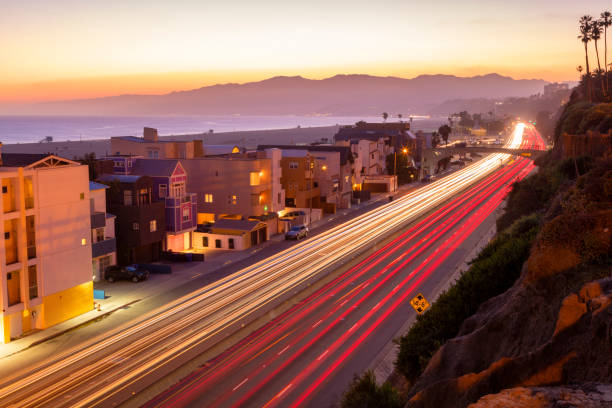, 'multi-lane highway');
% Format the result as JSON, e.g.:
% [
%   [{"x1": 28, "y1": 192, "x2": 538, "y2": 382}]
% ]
[
  {"x1": 143, "y1": 124, "x2": 544, "y2": 407},
  {"x1": 0, "y1": 123, "x2": 544, "y2": 408}
]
